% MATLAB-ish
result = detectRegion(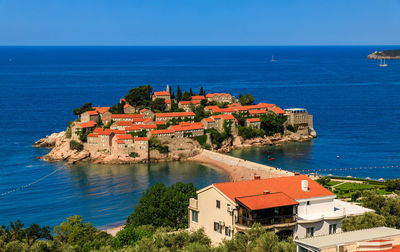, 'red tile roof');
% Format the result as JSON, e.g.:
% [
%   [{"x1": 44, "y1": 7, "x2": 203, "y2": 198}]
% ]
[
  {"x1": 235, "y1": 107, "x2": 249, "y2": 111},
  {"x1": 191, "y1": 95, "x2": 206, "y2": 100},
  {"x1": 249, "y1": 109, "x2": 267, "y2": 115},
  {"x1": 247, "y1": 118, "x2": 260, "y2": 122},
  {"x1": 203, "y1": 117, "x2": 215, "y2": 122},
  {"x1": 97, "y1": 129, "x2": 113, "y2": 135},
  {"x1": 94, "y1": 107, "x2": 110, "y2": 114},
  {"x1": 111, "y1": 114, "x2": 143, "y2": 119},
  {"x1": 153, "y1": 91, "x2": 170, "y2": 96},
  {"x1": 213, "y1": 175, "x2": 334, "y2": 201},
  {"x1": 115, "y1": 121, "x2": 133, "y2": 126},
  {"x1": 236, "y1": 192, "x2": 298, "y2": 210},
  {"x1": 140, "y1": 124, "x2": 157, "y2": 129},
  {"x1": 140, "y1": 108, "x2": 148, "y2": 113},
  {"x1": 206, "y1": 106, "x2": 235, "y2": 113},
  {"x1": 165, "y1": 100, "x2": 171, "y2": 104},
  {"x1": 87, "y1": 110, "x2": 99, "y2": 116},
  {"x1": 213, "y1": 114, "x2": 236, "y2": 121},
  {"x1": 134, "y1": 137, "x2": 148, "y2": 141},
  {"x1": 116, "y1": 134, "x2": 133, "y2": 140},
  {"x1": 170, "y1": 122, "x2": 204, "y2": 132},
  {"x1": 120, "y1": 98, "x2": 126, "y2": 103},
  {"x1": 125, "y1": 125, "x2": 142, "y2": 131},
  {"x1": 112, "y1": 130, "x2": 126, "y2": 135},
  {"x1": 88, "y1": 133, "x2": 98, "y2": 137},
  {"x1": 271, "y1": 107, "x2": 286, "y2": 114},
  {"x1": 116, "y1": 140, "x2": 125, "y2": 144},
  {"x1": 93, "y1": 128, "x2": 104, "y2": 133},
  {"x1": 370, "y1": 245, "x2": 400, "y2": 252},
  {"x1": 155, "y1": 121, "x2": 166, "y2": 125},
  {"x1": 156, "y1": 112, "x2": 195, "y2": 118},
  {"x1": 179, "y1": 100, "x2": 201, "y2": 105},
  {"x1": 206, "y1": 93, "x2": 231, "y2": 98},
  {"x1": 150, "y1": 129, "x2": 174, "y2": 135},
  {"x1": 77, "y1": 121, "x2": 97, "y2": 128}
]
